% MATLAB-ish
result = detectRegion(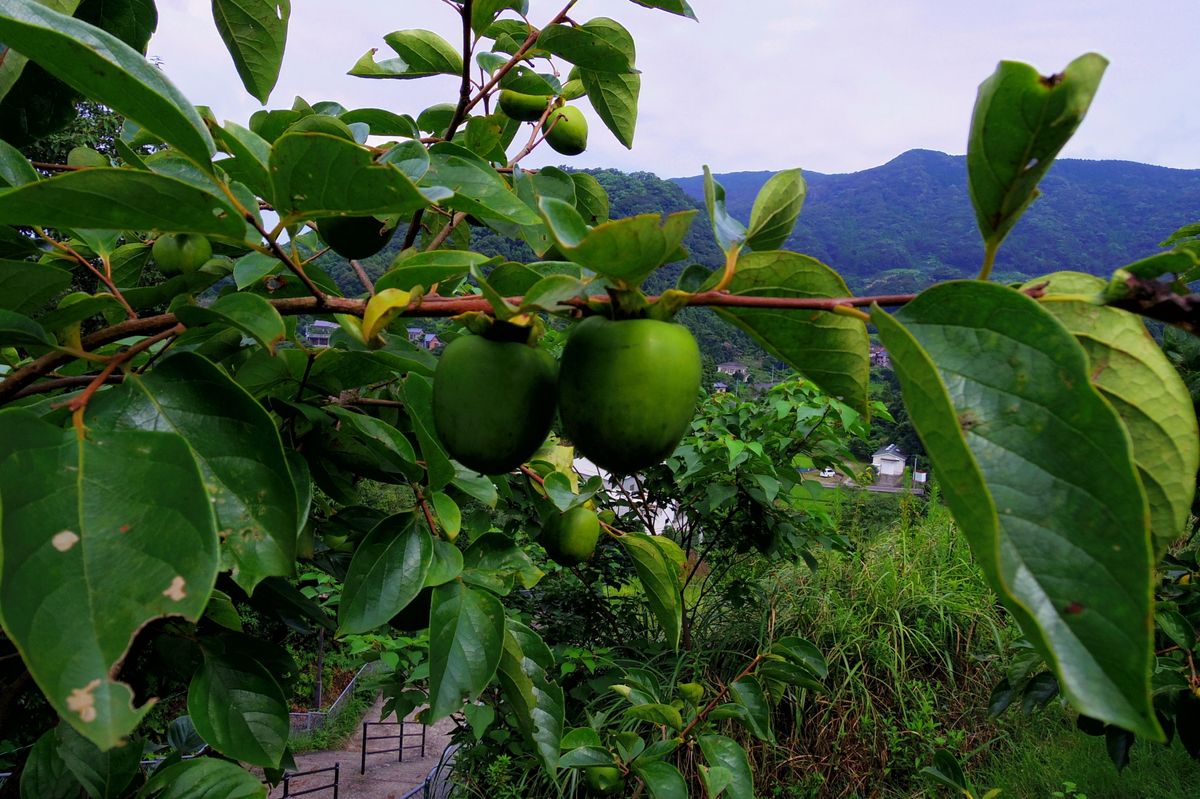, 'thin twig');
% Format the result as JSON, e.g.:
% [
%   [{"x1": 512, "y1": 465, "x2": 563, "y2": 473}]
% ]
[
  {"x1": 67, "y1": 324, "x2": 183, "y2": 416},
  {"x1": 677, "y1": 652, "x2": 767, "y2": 741},
  {"x1": 350, "y1": 259, "x2": 377, "y2": 296},
  {"x1": 36, "y1": 229, "x2": 137, "y2": 319}
]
